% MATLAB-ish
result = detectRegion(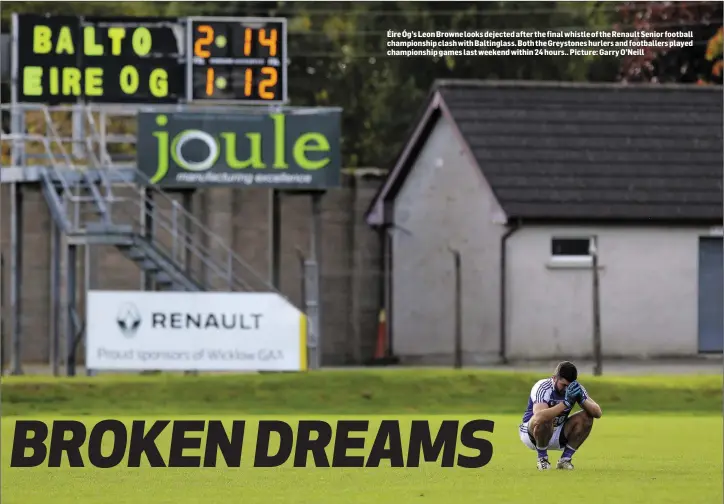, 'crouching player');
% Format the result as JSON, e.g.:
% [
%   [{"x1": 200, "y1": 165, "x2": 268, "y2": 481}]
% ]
[{"x1": 519, "y1": 361, "x2": 602, "y2": 470}]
